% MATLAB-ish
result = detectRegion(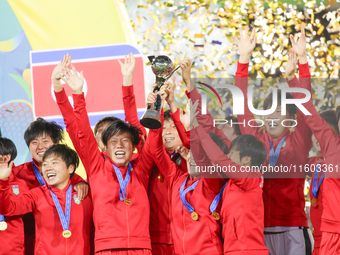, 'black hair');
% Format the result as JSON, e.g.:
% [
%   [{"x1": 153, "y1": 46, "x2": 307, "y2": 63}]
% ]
[
  {"x1": 94, "y1": 116, "x2": 122, "y2": 136},
  {"x1": 43, "y1": 144, "x2": 79, "y2": 178},
  {"x1": 0, "y1": 137, "x2": 17, "y2": 164},
  {"x1": 225, "y1": 116, "x2": 241, "y2": 136},
  {"x1": 164, "y1": 110, "x2": 173, "y2": 122},
  {"x1": 24, "y1": 118, "x2": 63, "y2": 147},
  {"x1": 230, "y1": 134, "x2": 267, "y2": 167},
  {"x1": 208, "y1": 132, "x2": 230, "y2": 155},
  {"x1": 320, "y1": 109, "x2": 339, "y2": 134},
  {"x1": 102, "y1": 121, "x2": 141, "y2": 147},
  {"x1": 263, "y1": 89, "x2": 297, "y2": 116}
]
